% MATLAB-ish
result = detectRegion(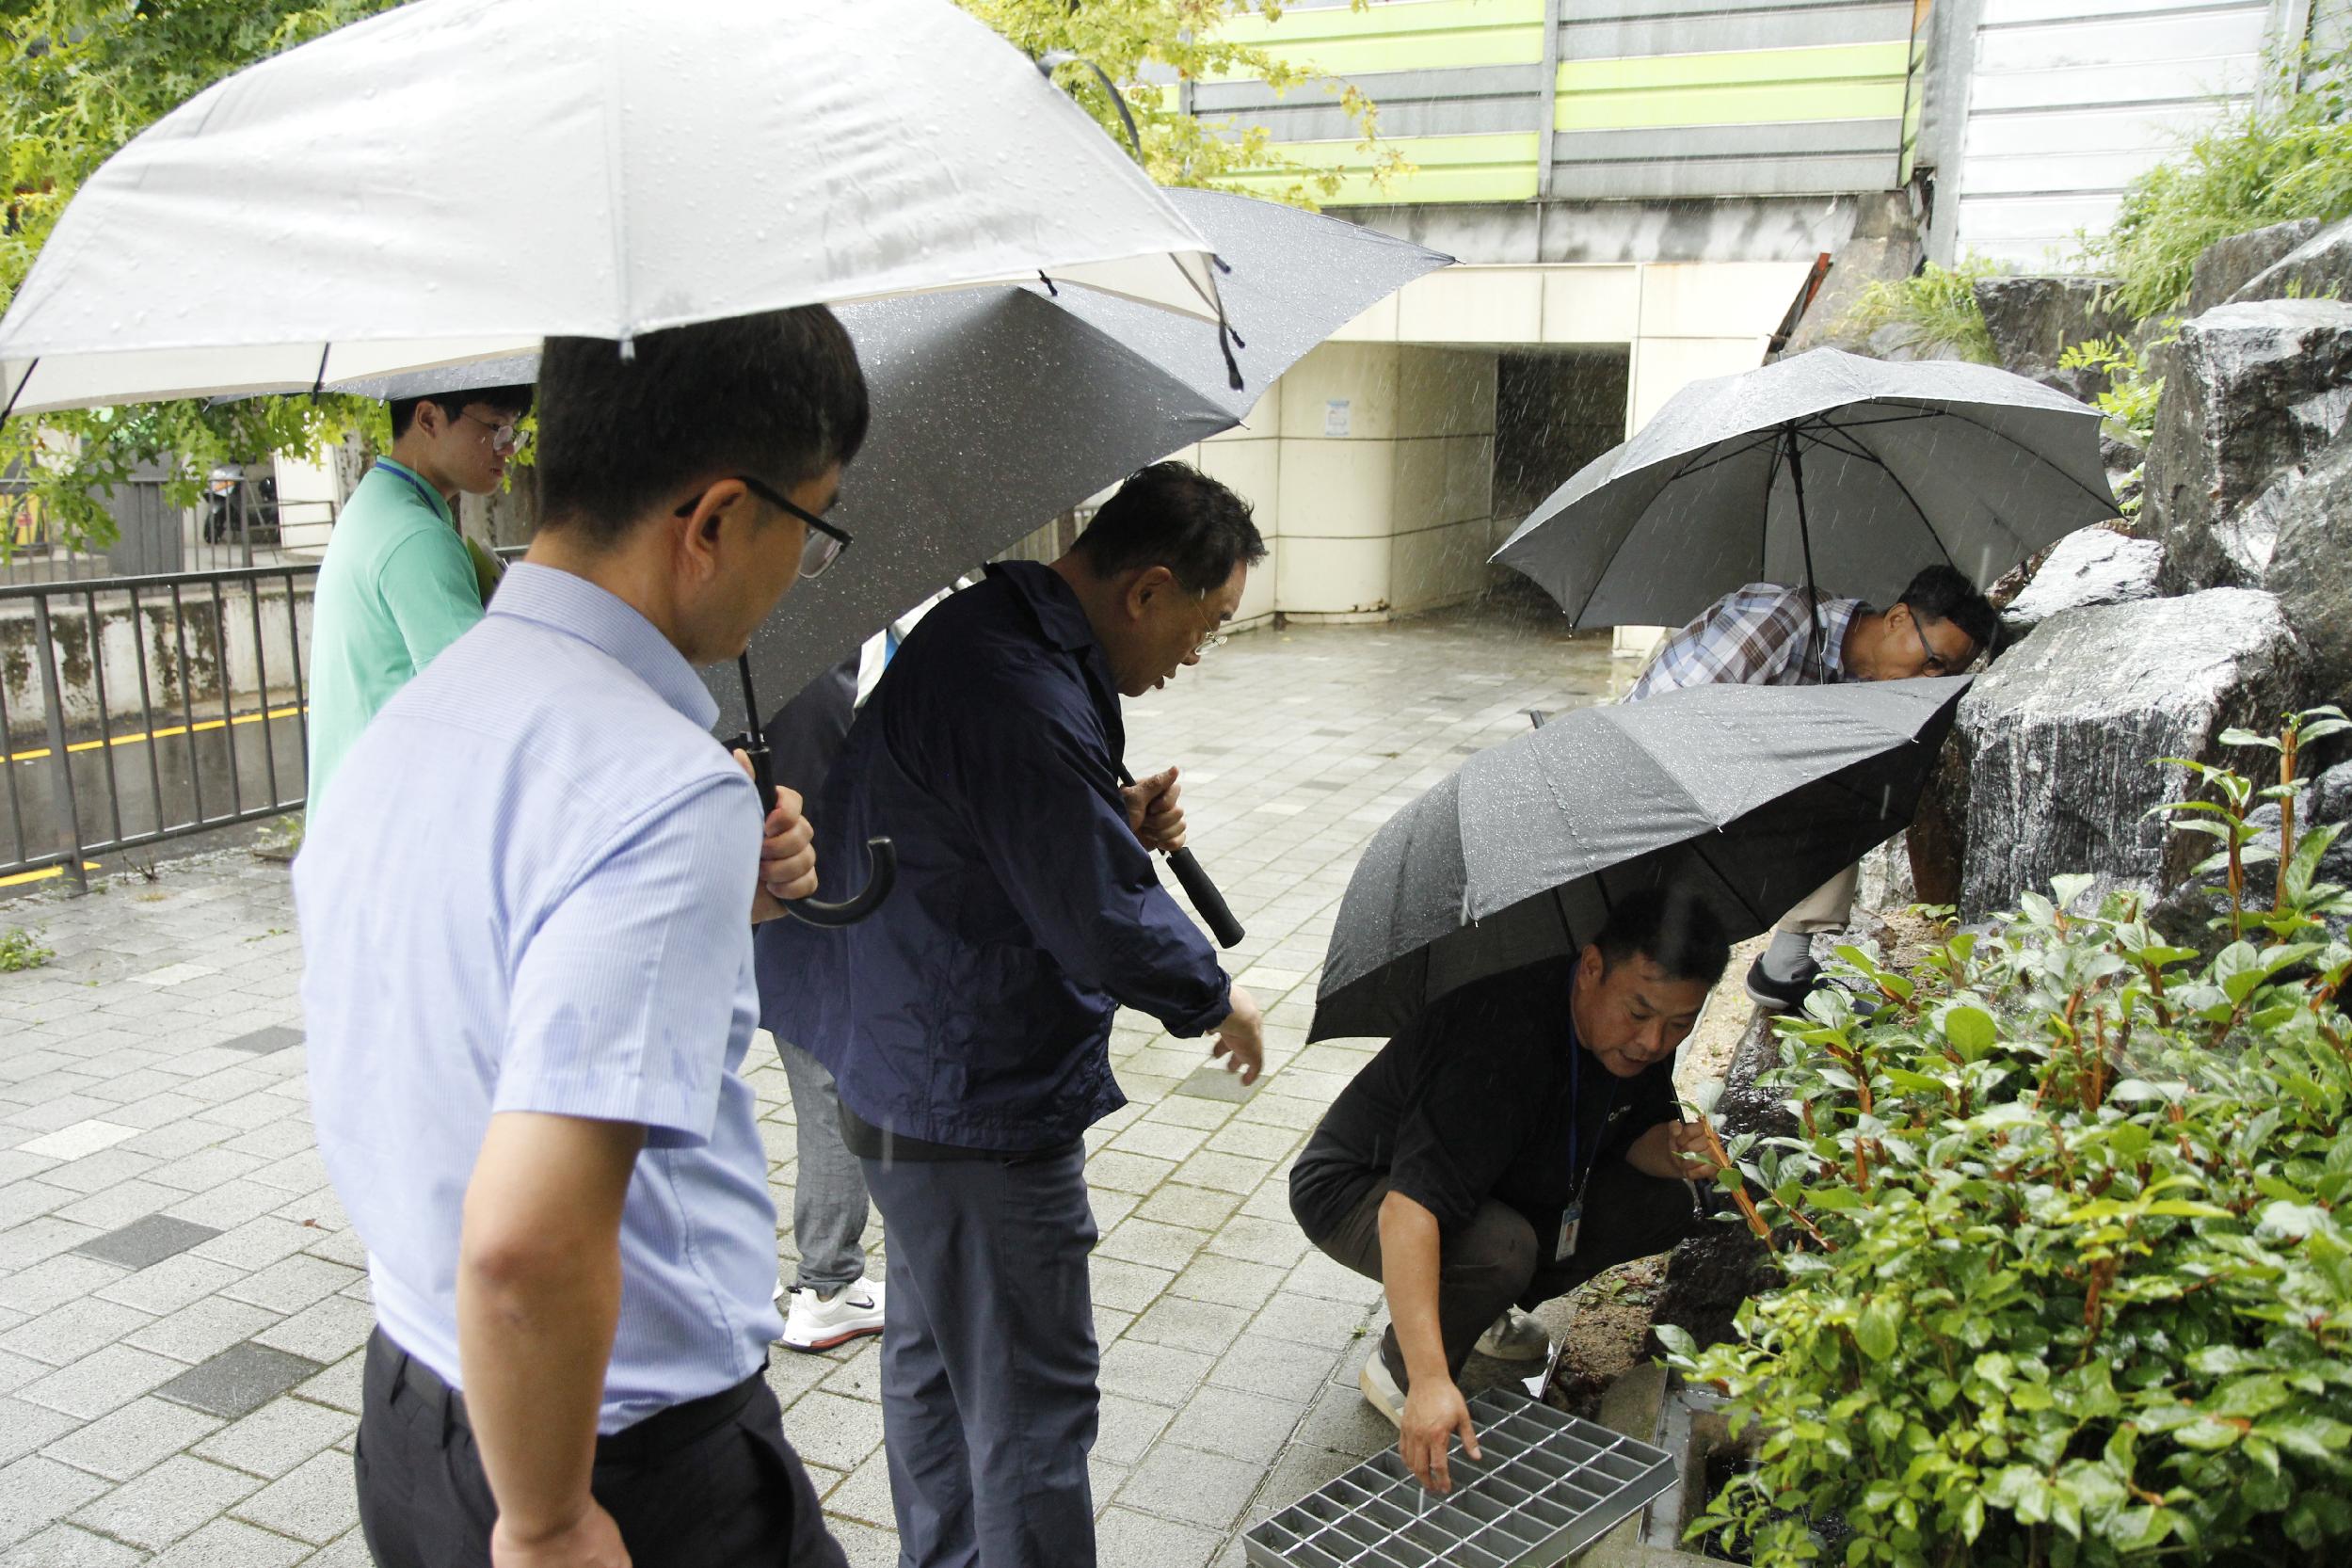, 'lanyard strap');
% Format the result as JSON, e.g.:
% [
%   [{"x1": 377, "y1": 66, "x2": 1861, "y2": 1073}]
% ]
[
  {"x1": 1565, "y1": 1041, "x2": 1616, "y2": 1200},
  {"x1": 376, "y1": 460, "x2": 451, "y2": 525}
]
